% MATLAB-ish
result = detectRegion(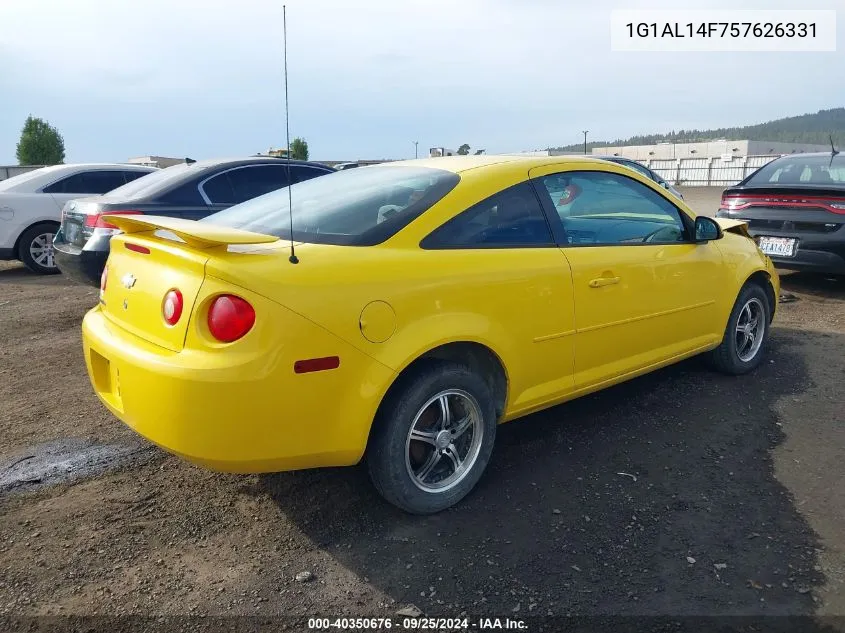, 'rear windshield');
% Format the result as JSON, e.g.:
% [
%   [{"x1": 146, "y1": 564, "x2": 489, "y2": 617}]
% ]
[
  {"x1": 102, "y1": 163, "x2": 198, "y2": 199},
  {"x1": 746, "y1": 154, "x2": 845, "y2": 187},
  {"x1": 202, "y1": 165, "x2": 460, "y2": 245}
]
